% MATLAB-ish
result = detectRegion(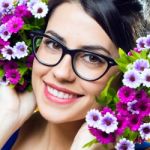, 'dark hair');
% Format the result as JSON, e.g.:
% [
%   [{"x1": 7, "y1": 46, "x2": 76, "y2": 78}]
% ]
[{"x1": 45, "y1": 0, "x2": 143, "y2": 53}]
